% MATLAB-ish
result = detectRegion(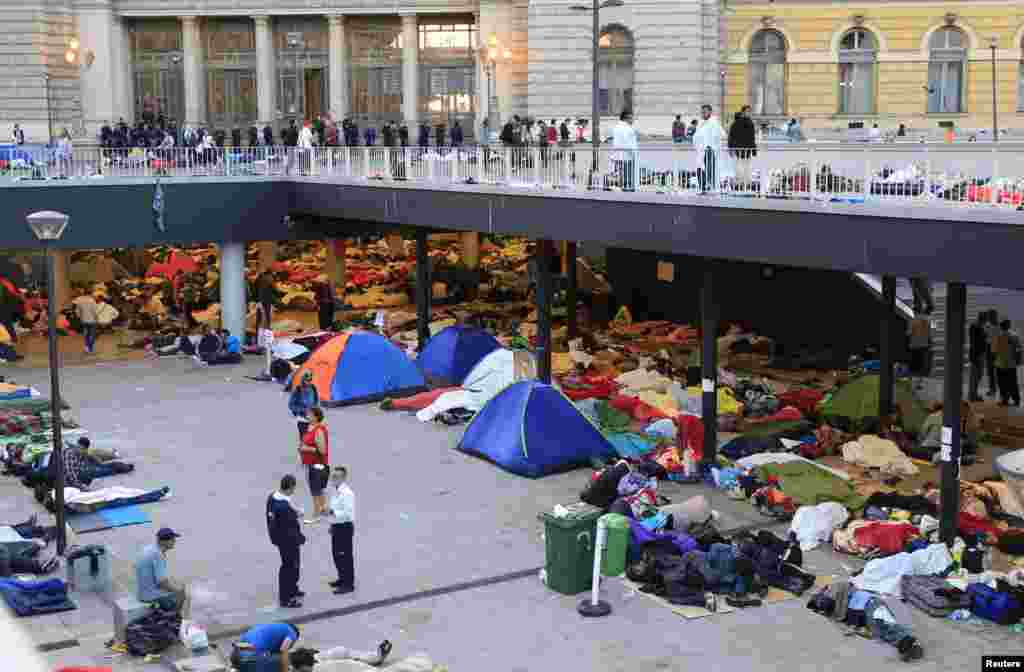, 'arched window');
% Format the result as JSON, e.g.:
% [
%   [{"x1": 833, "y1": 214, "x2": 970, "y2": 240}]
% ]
[
  {"x1": 1017, "y1": 35, "x2": 1023, "y2": 112},
  {"x1": 838, "y1": 29, "x2": 877, "y2": 115},
  {"x1": 598, "y1": 26, "x2": 634, "y2": 116},
  {"x1": 928, "y1": 27, "x2": 966, "y2": 113},
  {"x1": 748, "y1": 30, "x2": 786, "y2": 115}
]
